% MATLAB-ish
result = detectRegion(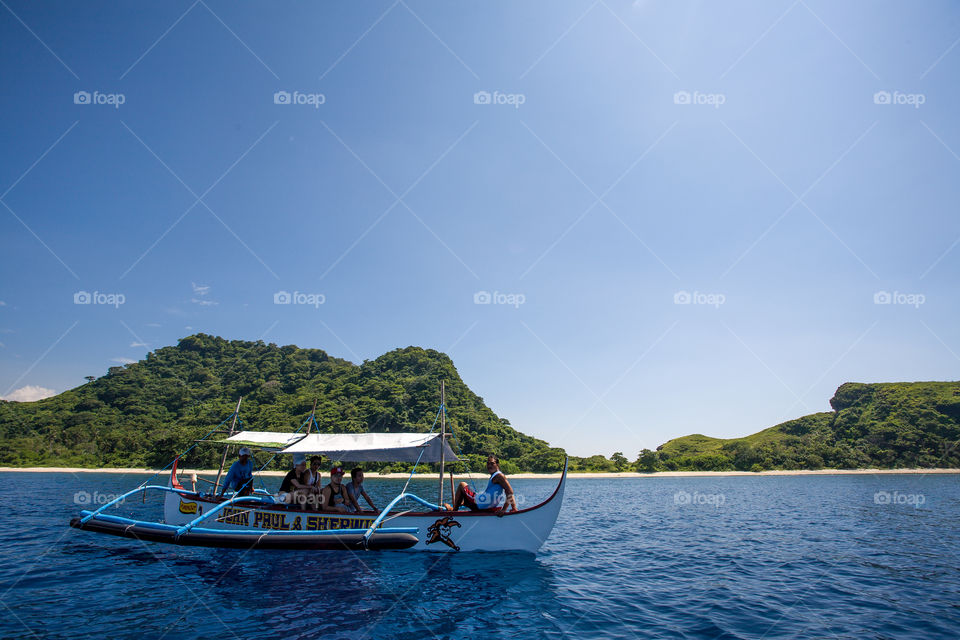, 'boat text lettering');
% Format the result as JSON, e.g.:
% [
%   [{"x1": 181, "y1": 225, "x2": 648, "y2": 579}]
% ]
[
  {"x1": 218, "y1": 506, "x2": 250, "y2": 526},
  {"x1": 253, "y1": 511, "x2": 291, "y2": 530},
  {"x1": 305, "y1": 516, "x2": 377, "y2": 531}
]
